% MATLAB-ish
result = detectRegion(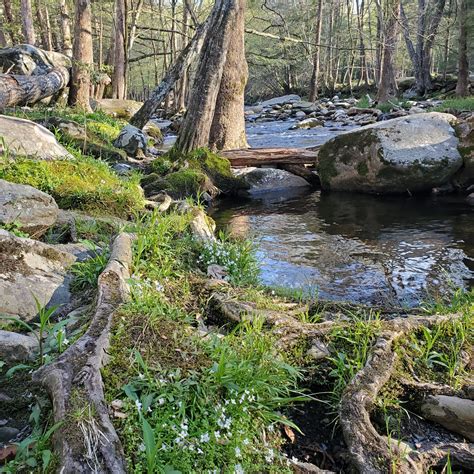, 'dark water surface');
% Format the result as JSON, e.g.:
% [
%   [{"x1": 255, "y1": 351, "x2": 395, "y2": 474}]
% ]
[{"x1": 211, "y1": 189, "x2": 474, "y2": 307}]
